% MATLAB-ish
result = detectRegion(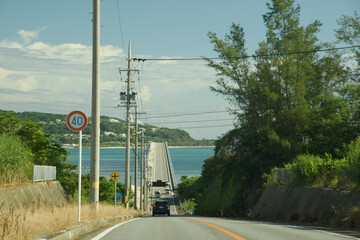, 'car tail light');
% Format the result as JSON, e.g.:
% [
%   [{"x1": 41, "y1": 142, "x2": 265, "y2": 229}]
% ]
[
  {"x1": 167, "y1": 205, "x2": 169, "y2": 207},
  {"x1": 154, "y1": 205, "x2": 156, "y2": 207}
]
